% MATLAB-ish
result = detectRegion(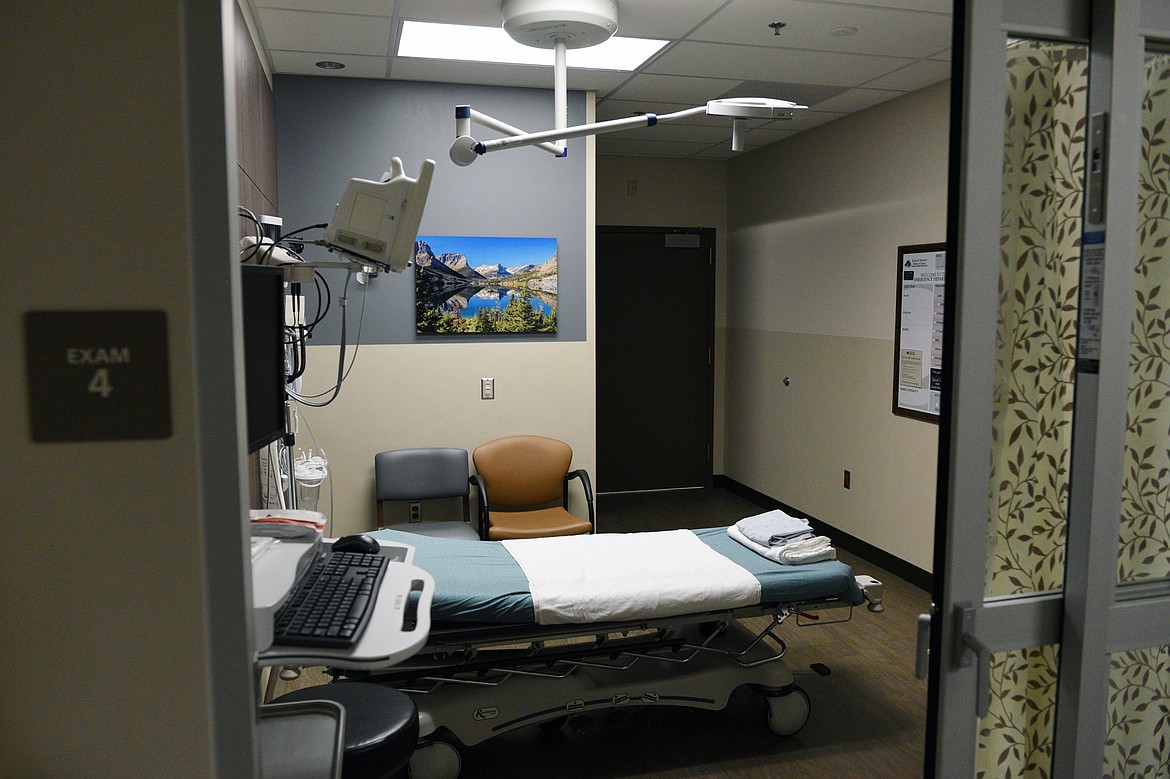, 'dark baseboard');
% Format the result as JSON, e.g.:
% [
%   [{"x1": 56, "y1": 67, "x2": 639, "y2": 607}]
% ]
[{"x1": 714, "y1": 475, "x2": 932, "y2": 593}]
